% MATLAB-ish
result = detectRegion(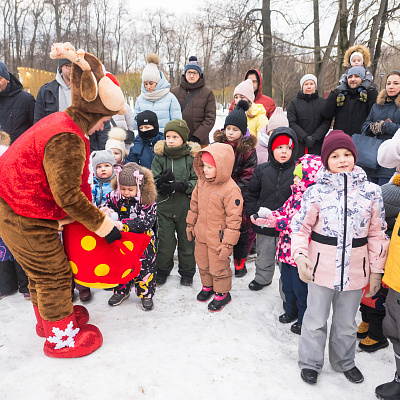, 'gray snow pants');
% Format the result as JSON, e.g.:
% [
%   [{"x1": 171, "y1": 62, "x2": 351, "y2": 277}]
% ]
[
  {"x1": 383, "y1": 288, "x2": 400, "y2": 374},
  {"x1": 298, "y1": 283, "x2": 362, "y2": 373},
  {"x1": 255, "y1": 234, "x2": 278, "y2": 285}
]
